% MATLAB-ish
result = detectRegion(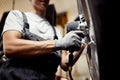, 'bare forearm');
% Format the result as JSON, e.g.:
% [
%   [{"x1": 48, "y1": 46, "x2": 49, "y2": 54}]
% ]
[
  {"x1": 72, "y1": 43, "x2": 86, "y2": 65},
  {"x1": 60, "y1": 43, "x2": 86, "y2": 71},
  {"x1": 3, "y1": 39, "x2": 55, "y2": 58}
]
